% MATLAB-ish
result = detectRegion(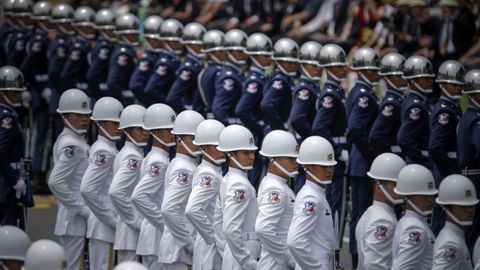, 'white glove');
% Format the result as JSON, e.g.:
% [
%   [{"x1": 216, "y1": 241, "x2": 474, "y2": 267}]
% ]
[
  {"x1": 21, "y1": 91, "x2": 31, "y2": 108},
  {"x1": 13, "y1": 179, "x2": 27, "y2": 199},
  {"x1": 41, "y1": 87, "x2": 52, "y2": 103},
  {"x1": 339, "y1": 149, "x2": 349, "y2": 163}
]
